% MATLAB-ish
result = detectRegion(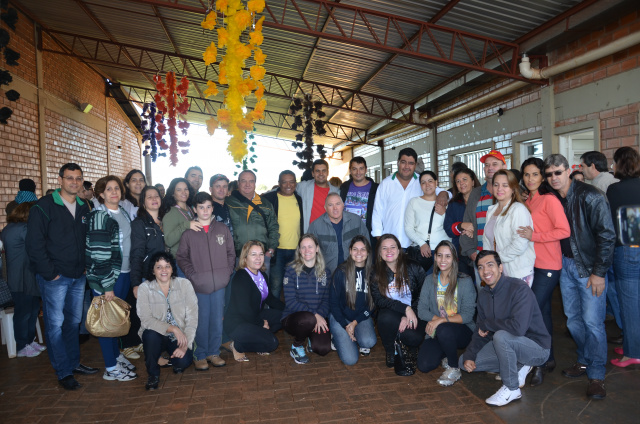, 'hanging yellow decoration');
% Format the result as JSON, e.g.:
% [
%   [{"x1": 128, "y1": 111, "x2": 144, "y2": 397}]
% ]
[
  {"x1": 201, "y1": 0, "x2": 268, "y2": 162},
  {"x1": 203, "y1": 42, "x2": 218, "y2": 66},
  {"x1": 201, "y1": 11, "x2": 216, "y2": 30},
  {"x1": 204, "y1": 80, "x2": 218, "y2": 98},
  {"x1": 206, "y1": 116, "x2": 218, "y2": 135}
]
